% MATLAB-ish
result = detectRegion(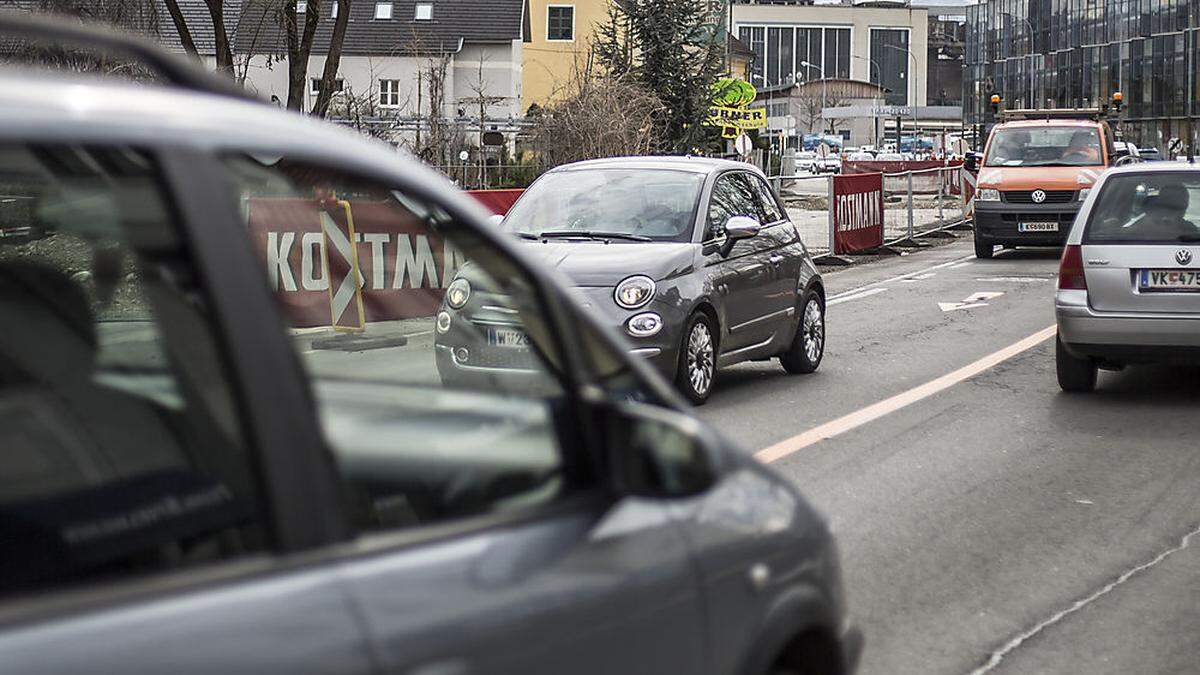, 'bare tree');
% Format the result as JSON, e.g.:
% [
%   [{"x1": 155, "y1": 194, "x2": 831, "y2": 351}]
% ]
[
  {"x1": 461, "y1": 56, "x2": 507, "y2": 187},
  {"x1": 418, "y1": 53, "x2": 452, "y2": 165},
  {"x1": 310, "y1": 0, "x2": 351, "y2": 117},
  {"x1": 531, "y1": 71, "x2": 662, "y2": 169},
  {"x1": 282, "y1": 0, "x2": 319, "y2": 111},
  {"x1": 793, "y1": 85, "x2": 849, "y2": 136}
]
